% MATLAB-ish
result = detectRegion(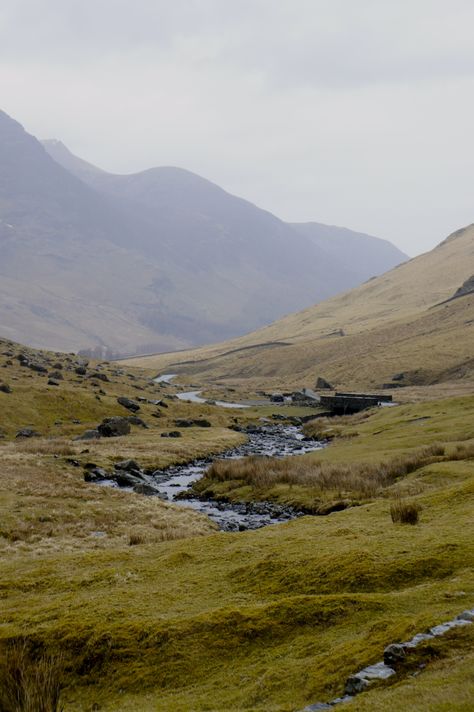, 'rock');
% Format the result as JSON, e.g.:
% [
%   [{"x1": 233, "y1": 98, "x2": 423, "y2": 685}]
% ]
[
  {"x1": 126, "y1": 416, "x2": 148, "y2": 428},
  {"x1": 74, "y1": 429, "x2": 101, "y2": 441},
  {"x1": 133, "y1": 483, "x2": 162, "y2": 496},
  {"x1": 48, "y1": 379, "x2": 60, "y2": 386},
  {"x1": 151, "y1": 411, "x2": 162, "y2": 418},
  {"x1": 384, "y1": 643, "x2": 407, "y2": 666},
  {"x1": 315, "y1": 376, "x2": 333, "y2": 390},
  {"x1": 113, "y1": 472, "x2": 143, "y2": 487},
  {"x1": 29, "y1": 362, "x2": 48, "y2": 373},
  {"x1": 75, "y1": 366, "x2": 87, "y2": 375},
  {"x1": 90, "y1": 372, "x2": 109, "y2": 382},
  {"x1": 48, "y1": 371, "x2": 63, "y2": 380},
  {"x1": 174, "y1": 419, "x2": 193, "y2": 427},
  {"x1": 98, "y1": 417, "x2": 131, "y2": 437},
  {"x1": 344, "y1": 675, "x2": 370, "y2": 695},
  {"x1": 161, "y1": 431, "x2": 182, "y2": 438},
  {"x1": 270, "y1": 393, "x2": 284, "y2": 403},
  {"x1": 115, "y1": 459, "x2": 141, "y2": 472},
  {"x1": 193, "y1": 419, "x2": 212, "y2": 428},
  {"x1": 117, "y1": 396, "x2": 140, "y2": 412},
  {"x1": 84, "y1": 467, "x2": 108, "y2": 482},
  {"x1": 0, "y1": 383, "x2": 12, "y2": 393},
  {"x1": 52, "y1": 362, "x2": 63, "y2": 370},
  {"x1": 16, "y1": 427, "x2": 40, "y2": 438},
  {"x1": 456, "y1": 610, "x2": 474, "y2": 622}
]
